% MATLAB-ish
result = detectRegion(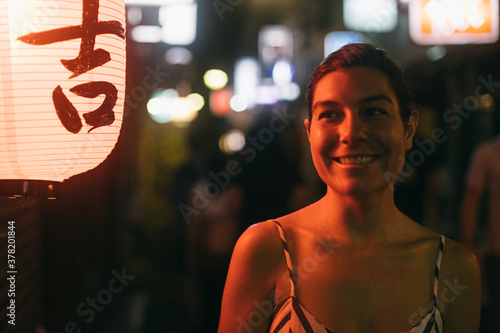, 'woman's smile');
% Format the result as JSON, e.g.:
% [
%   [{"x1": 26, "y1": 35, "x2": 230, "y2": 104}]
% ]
[{"x1": 333, "y1": 154, "x2": 379, "y2": 165}]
